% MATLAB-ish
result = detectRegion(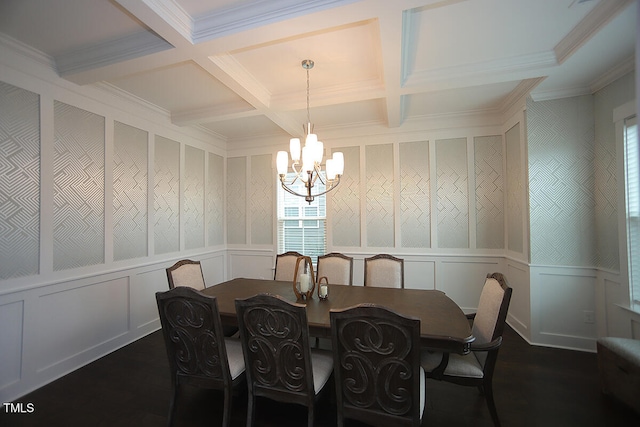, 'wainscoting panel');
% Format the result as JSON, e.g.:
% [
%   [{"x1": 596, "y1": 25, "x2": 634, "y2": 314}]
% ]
[
  {"x1": 228, "y1": 251, "x2": 275, "y2": 280},
  {"x1": 505, "y1": 261, "x2": 530, "y2": 338},
  {"x1": 131, "y1": 268, "x2": 167, "y2": 331},
  {"x1": 0, "y1": 300, "x2": 24, "y2": 390},
  {"x1": 404, "y1": 258, "x2": 435, "y2": 290},
  {"x1": 436, "y1": 258, "x2": 503, "y2": 311},
  {"x1": 200, "y1": 253, "x2": 226, "y2": 285},
  {"x1": 531, "y1": 266, "x2": 597, "y2": 351},
  {"x1": 35, "y1": 277, "x2": 130, "y2": 373}
]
